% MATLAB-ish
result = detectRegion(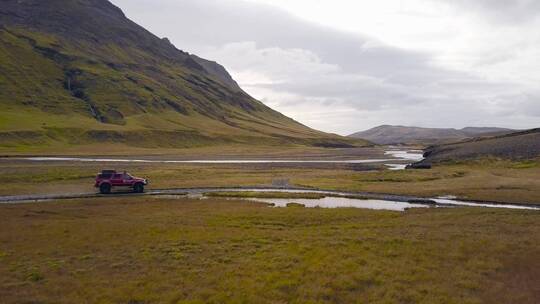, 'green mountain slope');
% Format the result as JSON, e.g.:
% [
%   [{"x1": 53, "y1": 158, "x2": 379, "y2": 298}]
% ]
[
  {"x1": 0, "y1": 0, "x2": 361, "y2": 153},
  {"x1": 414, "y1": 129, "x2": 540, "y2": 165}
]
